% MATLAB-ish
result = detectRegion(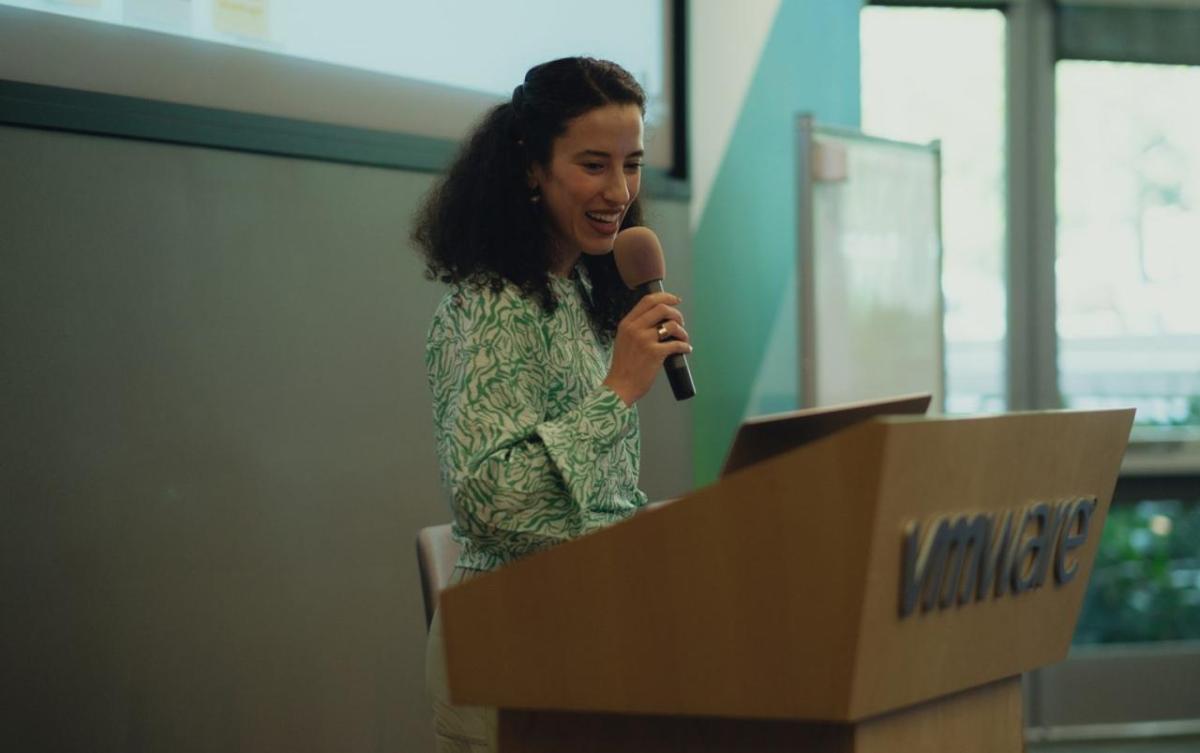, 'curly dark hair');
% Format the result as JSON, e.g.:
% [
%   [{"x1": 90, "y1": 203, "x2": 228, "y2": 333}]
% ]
[{"x1": 411, "y1": 57, "x2": 647, "y2": 339}]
